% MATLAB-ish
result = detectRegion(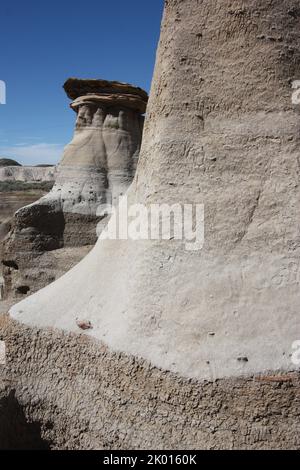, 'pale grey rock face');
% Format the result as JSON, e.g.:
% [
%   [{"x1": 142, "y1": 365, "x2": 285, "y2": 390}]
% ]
[
  {"x1": 49, "y1": 102, "x2": 144, "y2": 216},
  {"x1": 10, "y1": 0, "x2": 300, "y2": 382}
]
